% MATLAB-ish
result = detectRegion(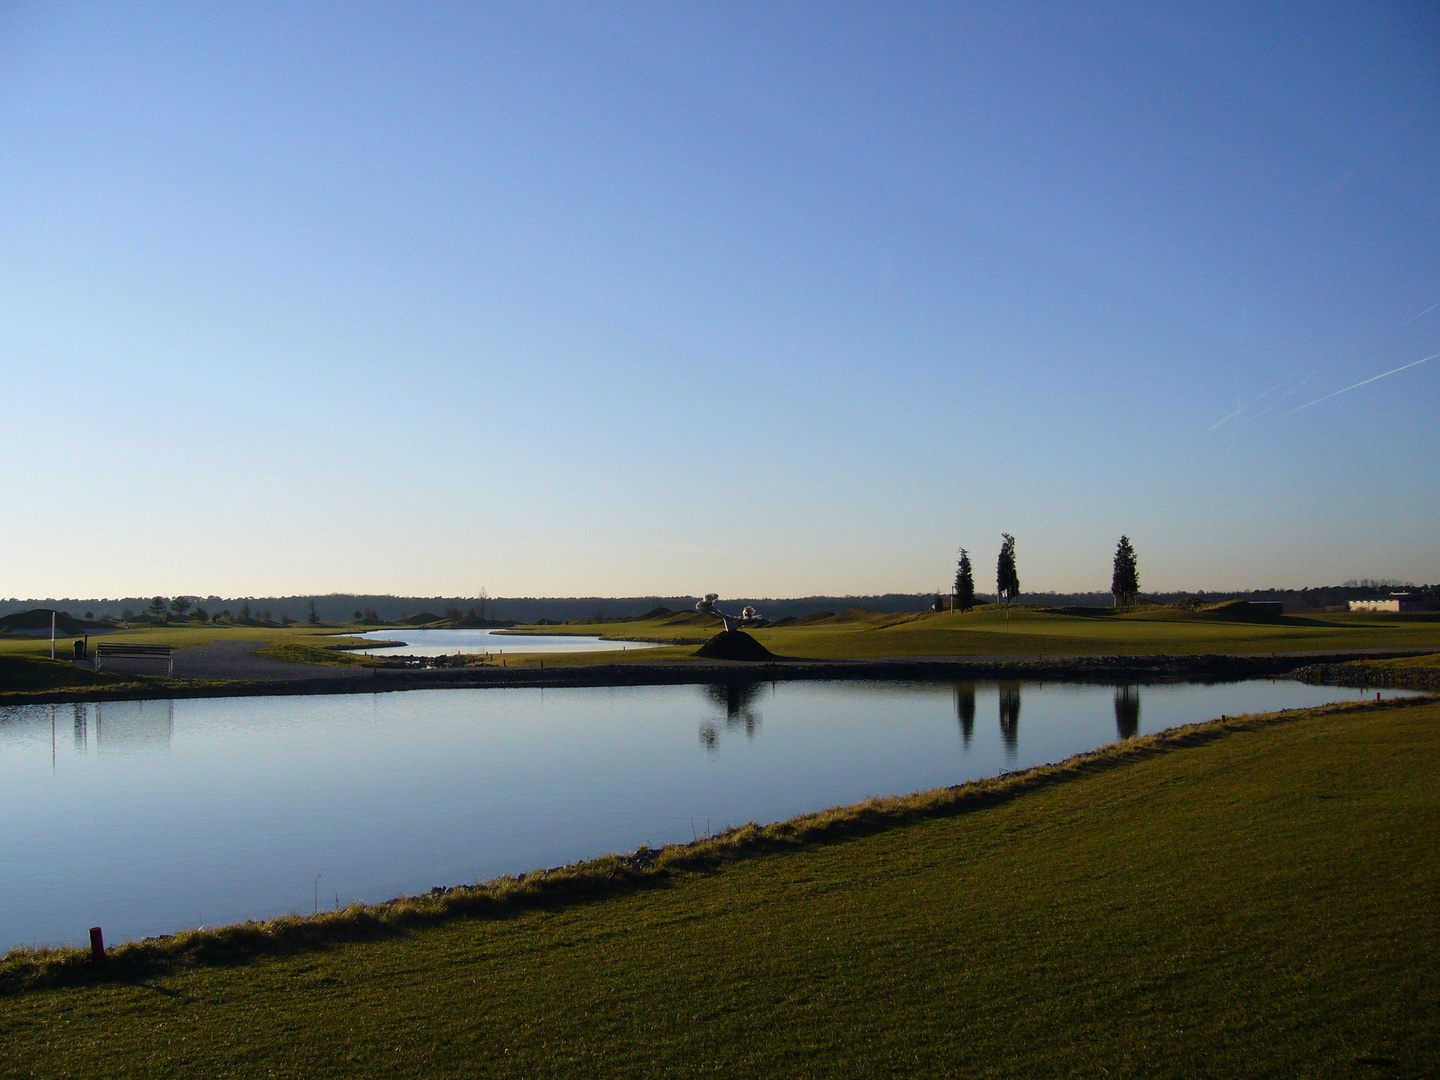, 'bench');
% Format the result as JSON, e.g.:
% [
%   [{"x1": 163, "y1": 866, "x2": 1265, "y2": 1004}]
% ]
[{"x1": 94, "y1": 643, "x2": 174, "y2": 675}]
